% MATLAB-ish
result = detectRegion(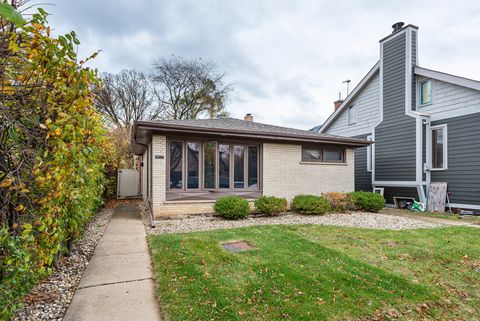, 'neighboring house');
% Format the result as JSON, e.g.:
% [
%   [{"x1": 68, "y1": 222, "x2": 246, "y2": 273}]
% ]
[
  {"x1": 131, "y1": 115, "x2": 368, "y2": 217},
  {"x1": 316, "y1": 22, "x2": 480, "y2": 209}
]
